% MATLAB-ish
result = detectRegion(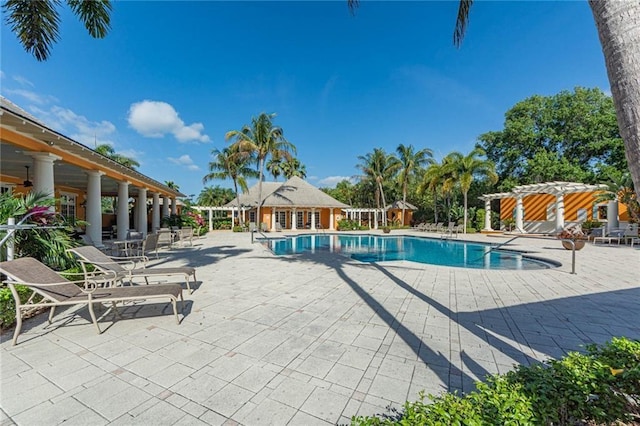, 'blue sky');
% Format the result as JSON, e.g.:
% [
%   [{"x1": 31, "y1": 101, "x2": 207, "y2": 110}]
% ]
[{"x1": 1, "y1": 1, "x2": 610, "y2": 198}]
